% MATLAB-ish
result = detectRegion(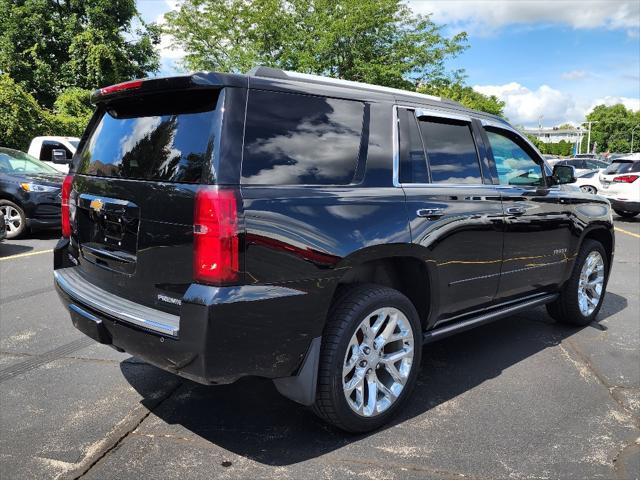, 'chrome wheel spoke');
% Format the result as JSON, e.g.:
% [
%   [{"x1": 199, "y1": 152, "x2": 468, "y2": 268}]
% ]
[
  {"x1": 577, "y1": 251, "x2": 605, "y2": 316},
  {"x1": 342, "y1": 306, "x2": 414, "y2": 417}
]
